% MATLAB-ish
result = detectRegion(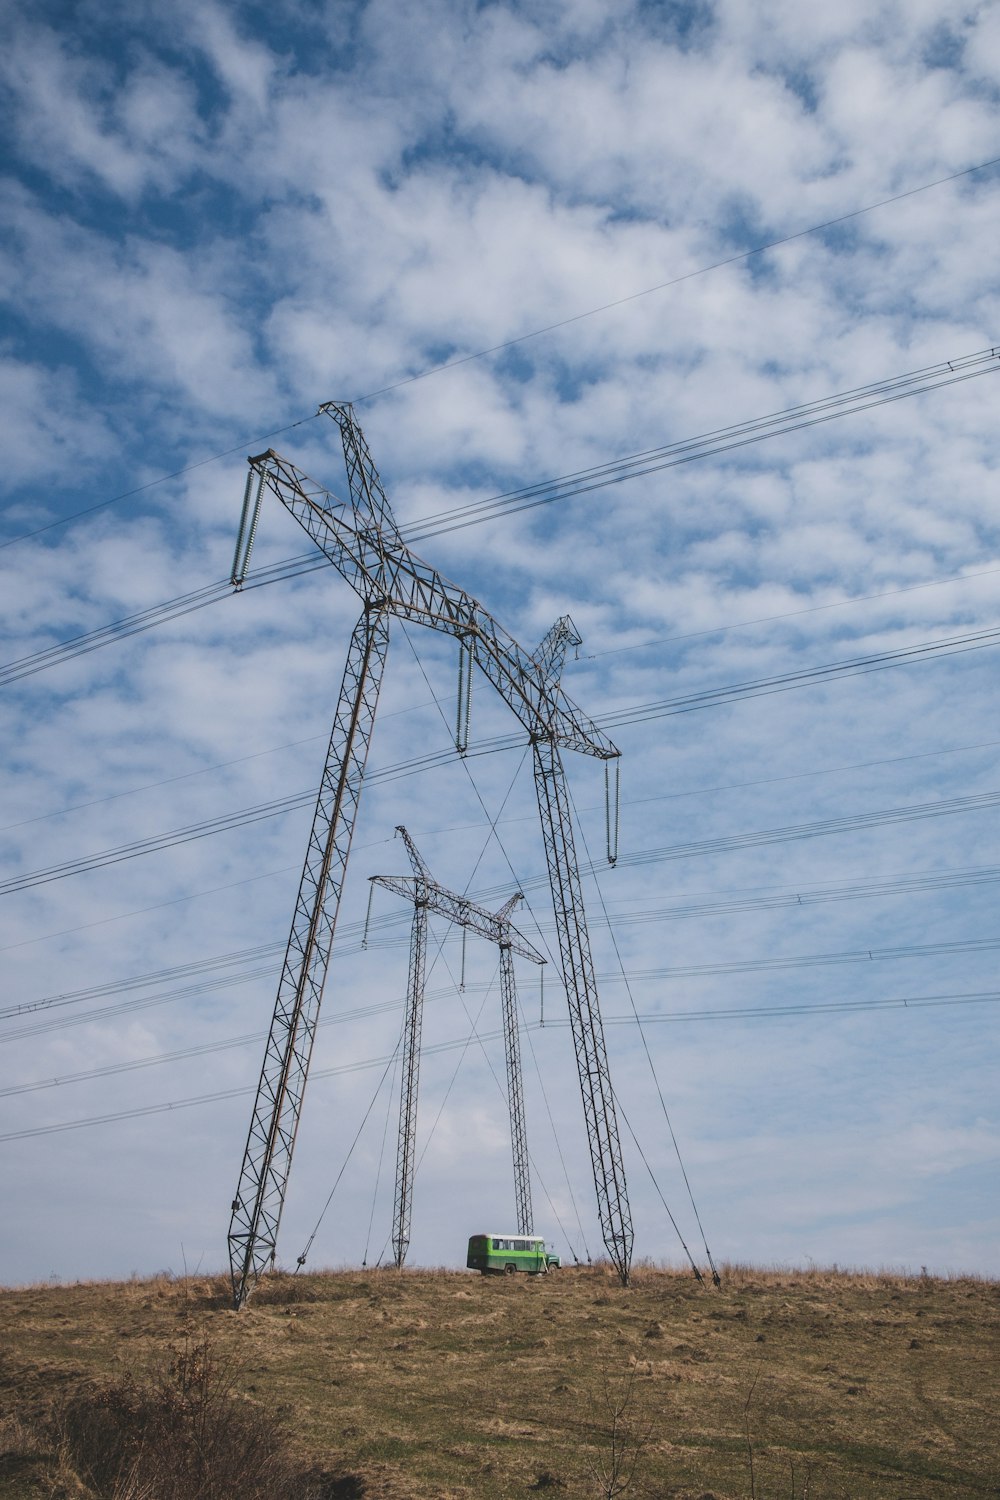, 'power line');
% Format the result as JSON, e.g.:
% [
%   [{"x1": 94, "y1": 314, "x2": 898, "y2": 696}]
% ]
[
  {"x1": 0, "y1": 551, "x2": 323, "y2": 688},
  {"x1": 11, "y1": 853, "x2": 1000, "y2": 1045},
  {"x1": 5, "y1": 619, "x2": 999, "y2": 898},
  {"x1": 0, "y1": 417, "x2": 320, "y2": 551},
  {"x1": 352, "y1": 157, "x2": 1000, "y2": 402},
  {"x1": 6, "y1": 154, "x2": 996, "y2": 552},
  {"x1": 601, "y1": 621, "x2": 1000, "y2": 729},
  {"x1": 583, "y1": 564, "x2": 1000, "y2": 665},
  {"x1": 5, "y1": 348, "x2": 997, "y2": 693},
  {"x1": 401, "y1": 350, "x2": 1000, "y2": 542},
  {"x1": 2, "y1": 988, "x2": 994, "y2": 1143},
  {"x1": 14, "y1": 846, "x2": 1000, "y2": 1037},
  {"x1": 605, "y1": 787, "x2": 1000, "y2": 873}
]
